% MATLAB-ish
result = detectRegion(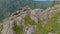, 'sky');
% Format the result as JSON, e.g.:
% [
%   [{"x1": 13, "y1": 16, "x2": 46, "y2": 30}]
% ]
[{"x1": 33, "y1": 0, "x2": 54, "y2": 1}]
